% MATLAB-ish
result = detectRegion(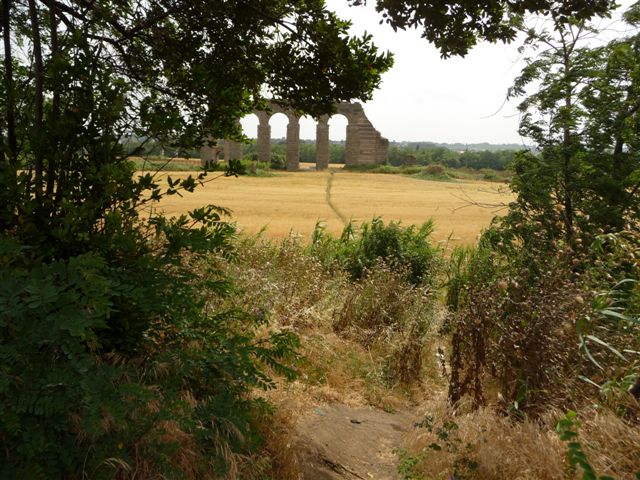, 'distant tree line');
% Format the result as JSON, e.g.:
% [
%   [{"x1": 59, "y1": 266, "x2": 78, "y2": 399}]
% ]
[
  {"x1": 387, "y1": 144, "x2": 521, "y2": 170},
  {"x1": 125, "y1": 136, "x2": 523, "y2": 171},
  {"x1": 243, "y1": 139, "x2": 522, "y2": 170}
]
